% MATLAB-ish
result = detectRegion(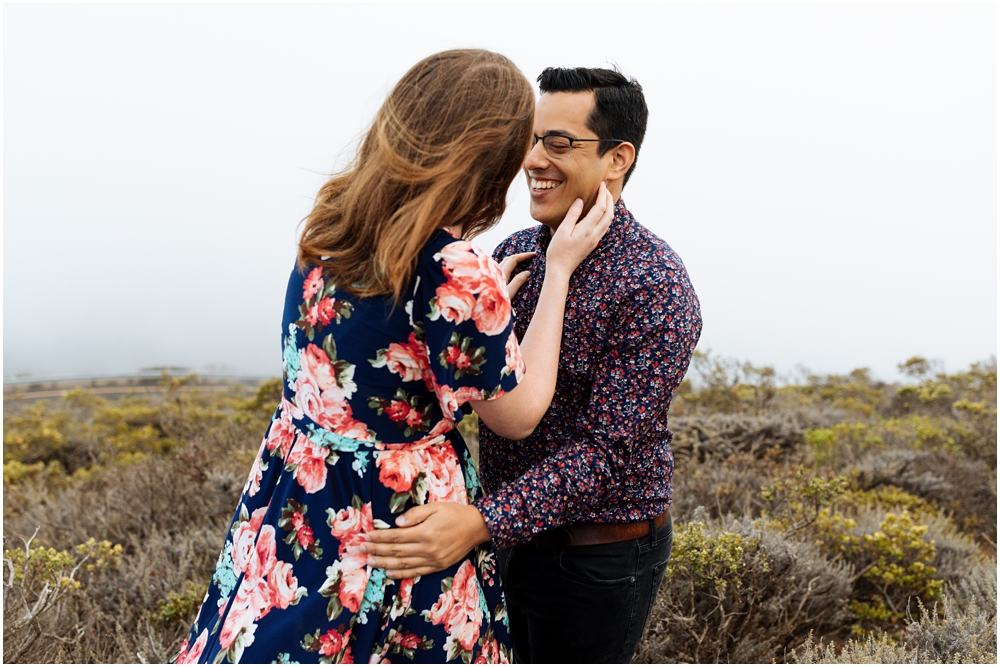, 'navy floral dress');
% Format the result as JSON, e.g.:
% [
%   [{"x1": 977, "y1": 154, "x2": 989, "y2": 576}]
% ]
[{"x1": 171, "y1": 230, "x2": 523, "y2": 664}]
